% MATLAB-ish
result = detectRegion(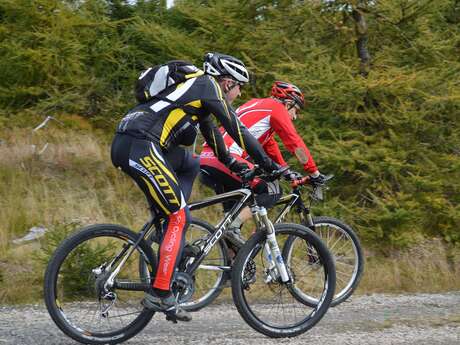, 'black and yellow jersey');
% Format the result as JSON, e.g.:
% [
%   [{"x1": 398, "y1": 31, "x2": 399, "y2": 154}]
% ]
[{"x1": 117, "y1": 74, "x2": 275, "y2": 170}]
